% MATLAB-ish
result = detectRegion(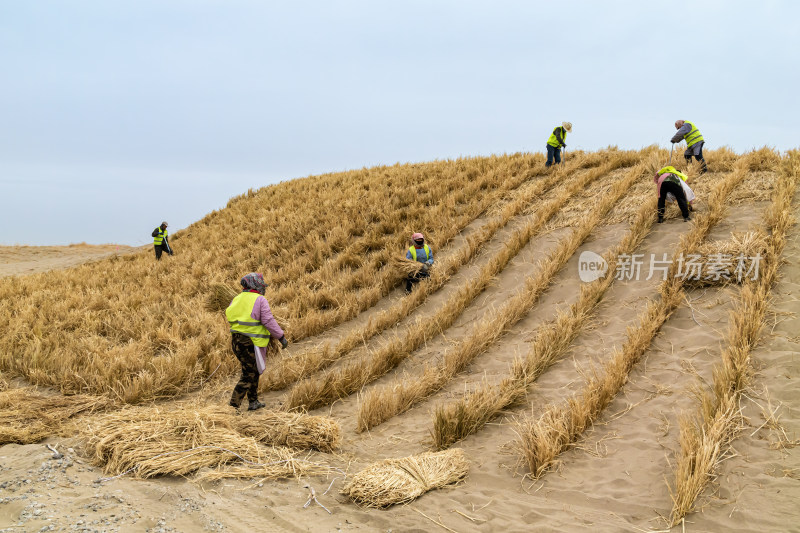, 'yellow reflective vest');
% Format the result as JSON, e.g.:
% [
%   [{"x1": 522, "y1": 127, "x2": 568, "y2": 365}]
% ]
[
  {"x1": 153, "y1": 227, "x2": 168, "y2": 246},
  {"x1": 408, "y1": 244, "x2": 431, "y2": 262},
  {"x1": 658, "y1": 166, "x2": 688, "y2": 182},
  {"x1": 683, "y1": 121, "x2": 704, "y2": 147},
  {"x1": 547, "y1": 127, "x2": 567, "y2": 148},
  {"x1": 225, "y1": 292, "x2": 271, "y2": 347}
]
